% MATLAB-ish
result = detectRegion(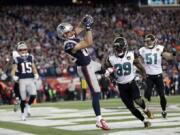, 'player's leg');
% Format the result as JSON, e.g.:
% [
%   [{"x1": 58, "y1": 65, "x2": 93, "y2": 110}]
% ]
[
  {"x1": 144, "y1": 75, "x2": 154, "y2": 101},
  {"x1": 13, "y1": 82, "x2": 21, "y2": 112},
  {"x1": 26, "y1": 79, "x2": 37, "y2": 116},
  {"x1": 154, "y1": 74, "x2": 167, "y2": 118},
  {"x1": 131, "y1": 80, "x2": 154, "y2": 119},
  {"x1": 118, "y1": 83, "x2": 151, "y2": 128},
  {"x1": 79, "y1": 64, "x2": 110, "y2": 130},
  {"x1": 19, "y1": 79, "x2": 27, "y2": 121}
]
